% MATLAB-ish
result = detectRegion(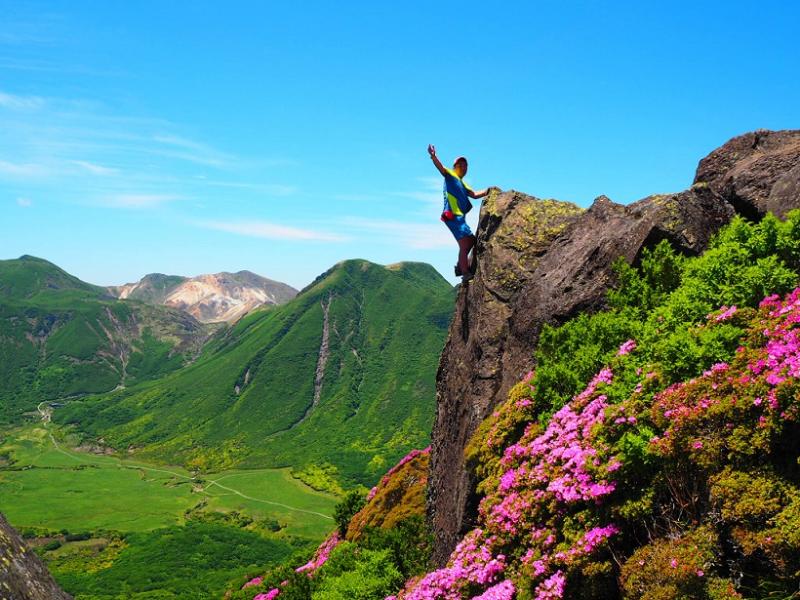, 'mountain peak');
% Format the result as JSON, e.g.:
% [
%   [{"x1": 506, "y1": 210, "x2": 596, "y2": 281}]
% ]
[
  {"x1": 107, "y1": 270, "x2": 297, "y2": 323},
  {"x1": 300, "y1": 259, "x2": 452, "y2": 297},
  {"x1": 0, "y1": 256, "x2": 105, "y2": 300}
]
